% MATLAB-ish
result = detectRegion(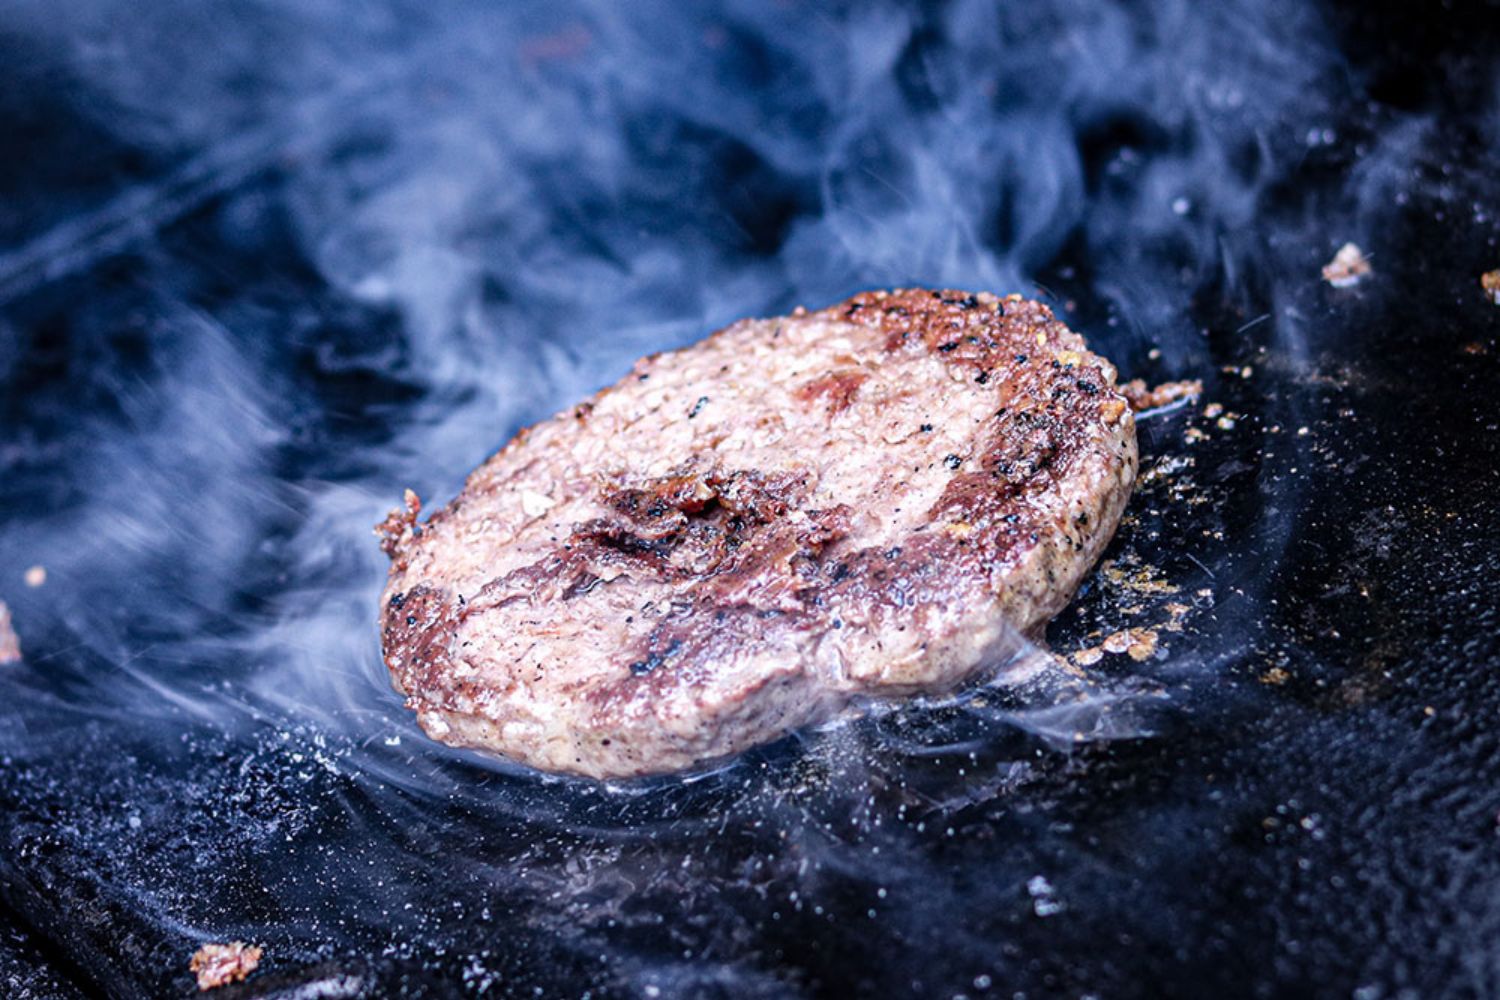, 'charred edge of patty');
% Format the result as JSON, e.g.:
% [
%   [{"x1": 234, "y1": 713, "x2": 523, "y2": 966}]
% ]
[{"x1": 381, "y1": 584, "x2": 461, "y2": 700}]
